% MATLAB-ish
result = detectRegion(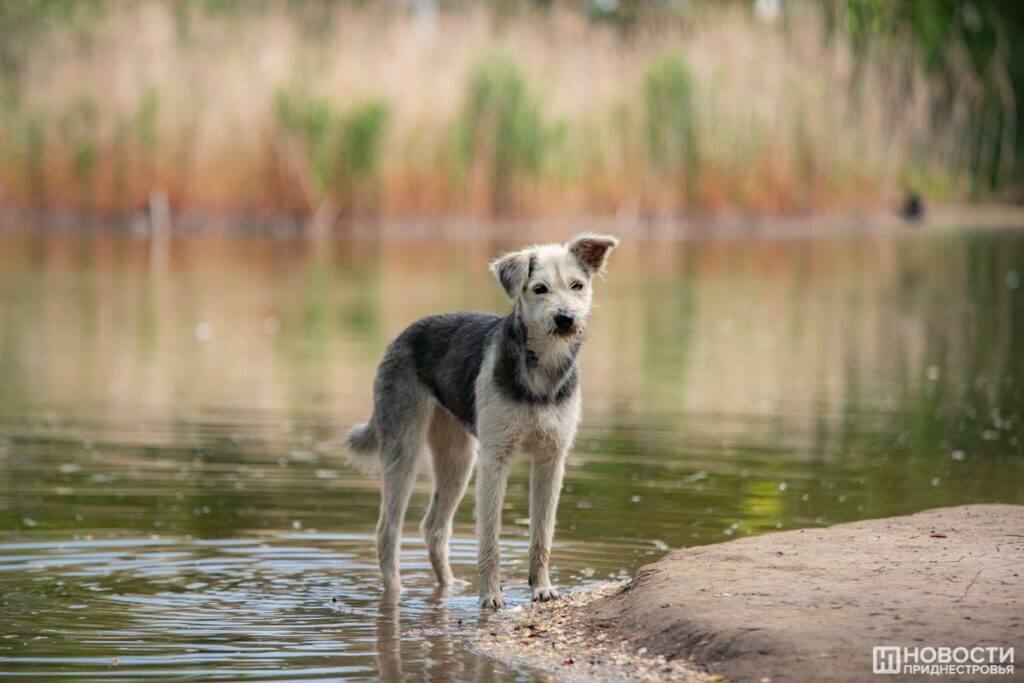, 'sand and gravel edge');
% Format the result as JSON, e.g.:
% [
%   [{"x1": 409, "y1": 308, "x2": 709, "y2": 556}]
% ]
[
  {"x1": 469, "y1": 582, "x2": 715, "y2": 682},
  {"x1": 469, "y1": 505, "x2": 1024, "y2": 682}
]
